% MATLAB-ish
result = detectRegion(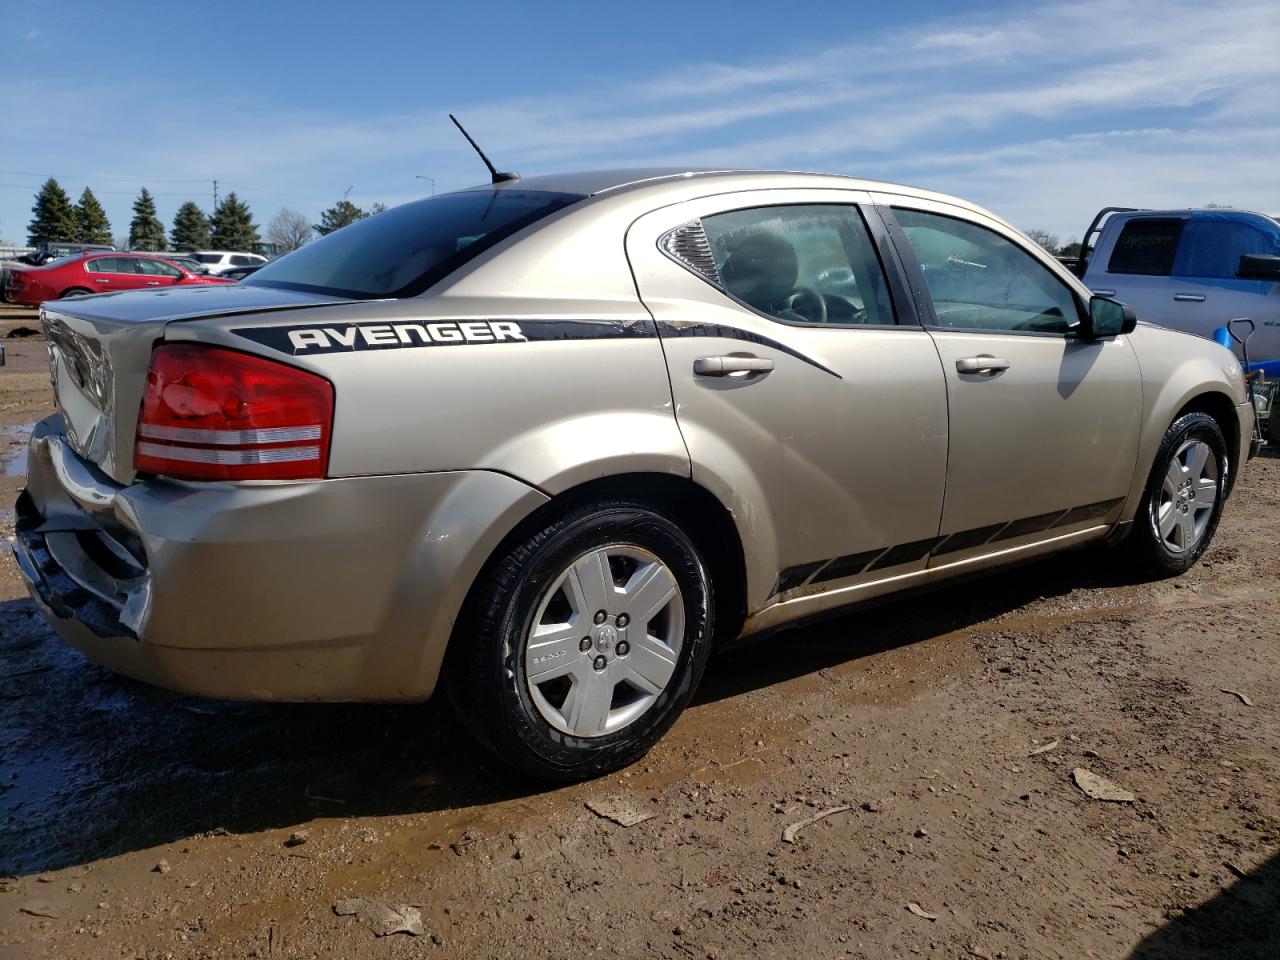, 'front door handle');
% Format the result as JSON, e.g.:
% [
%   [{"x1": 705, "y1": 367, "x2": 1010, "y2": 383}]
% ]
[
  {"x1": 956, "y1": 356, "x2": 1010, "y2": 376},
  {"x1": 694, "y1": 355, "x2": 775, "y2": 377},
  {"x1": 1174, "y1": 293, "x2": 1206, "y2": 302}
]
